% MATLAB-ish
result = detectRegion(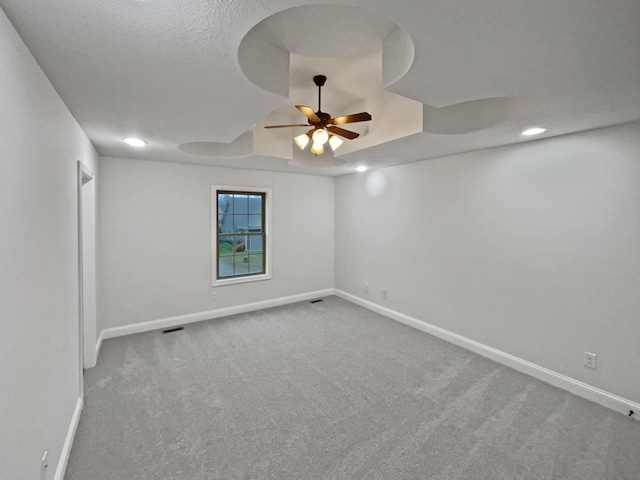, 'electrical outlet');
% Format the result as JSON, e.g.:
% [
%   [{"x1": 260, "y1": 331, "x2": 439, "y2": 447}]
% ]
[
  {"x1": 584, "y1": 351, "x2": 597, "y2": 369},
  {"x1": 364, "y1": 284, "x2": 370, "y2": 293},
  {"x1": 382, "y1": 289, "x2": 387, "y2": 299},
  {"x1": 41, "y1": 451, "x2": 48, "y2": 480},
  {"x1": 210, "y1": 290, "x2": 217, "y2": 301}
]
